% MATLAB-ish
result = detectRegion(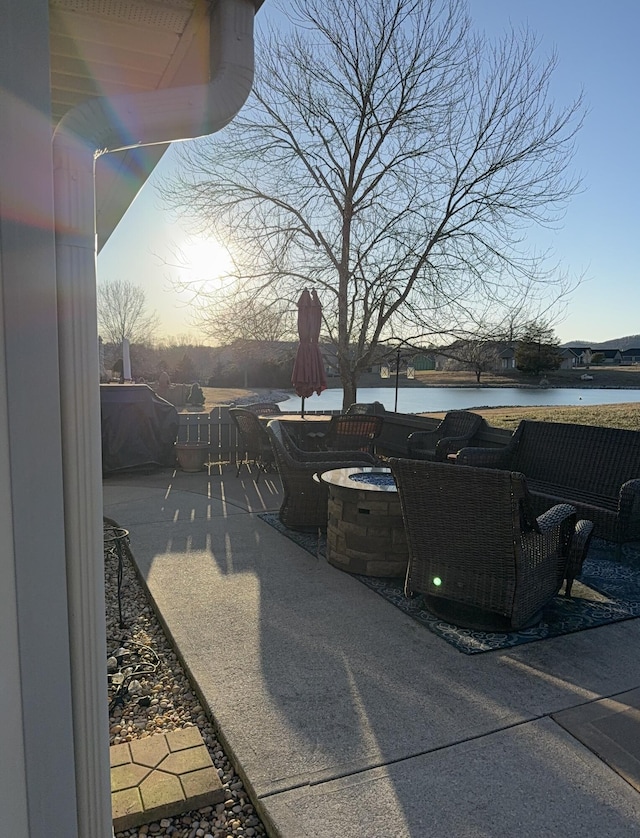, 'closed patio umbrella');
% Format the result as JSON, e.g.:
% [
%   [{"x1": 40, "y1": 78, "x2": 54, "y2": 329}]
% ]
[{"x1": 291, "y1": 289, "x2": 327, "y2": 416}]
